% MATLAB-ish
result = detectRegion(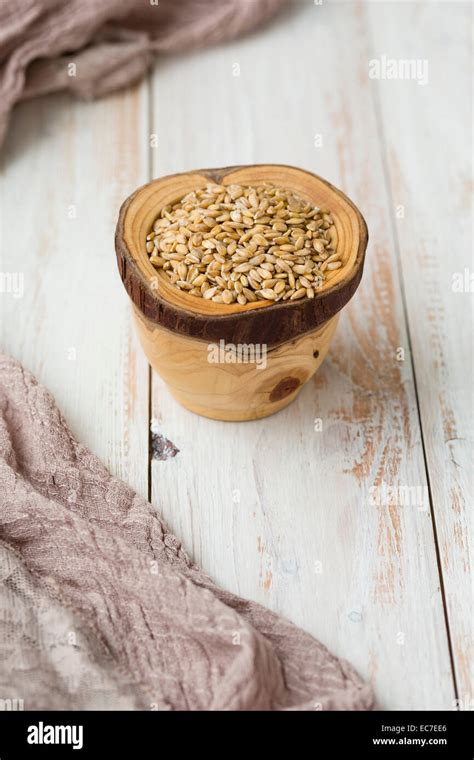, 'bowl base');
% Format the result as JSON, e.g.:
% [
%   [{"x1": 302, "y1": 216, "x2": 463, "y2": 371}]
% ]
[
  {"x1": 167, "y1": 385, "x2": 304, "y2": 422},
  {"x1": 134, "y1": 309, "x2": 339, "y2": 422}
]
